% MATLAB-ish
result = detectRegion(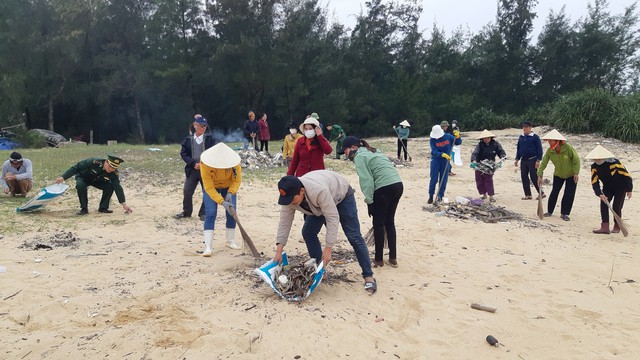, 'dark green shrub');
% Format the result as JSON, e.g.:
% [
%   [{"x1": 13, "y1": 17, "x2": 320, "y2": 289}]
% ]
[
  {"x1": 606, "y1": 94, "x2": 640, "y2": 142},
  {"x1": 549, "y1": 88, "x2": 617, "y2": 133},
  {"x1": 465, "y1": 107, "x2": 519, "y2": 131},
  {"x1": 13, "y1": 128, "x2": 47, "y2": 148}
]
